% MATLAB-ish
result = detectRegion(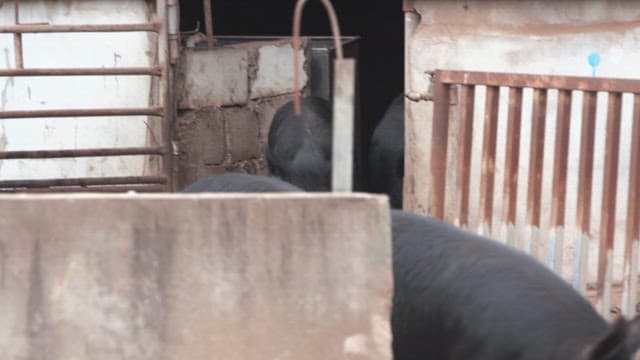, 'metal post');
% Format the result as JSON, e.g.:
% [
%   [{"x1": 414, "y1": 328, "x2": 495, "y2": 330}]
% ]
[
  {"x1": 621, "y1": 94, "x2": 640, "y2": 316},
  {"x1": 331, "y1": 59, "x2": 355, "y2": 191},
  {"x1": 203, "y1": 0, "x2": 214, "y2": 48},
  {"x1": 502, "y1": 87, "x2": 523, "y2": 246},
  {"x1": 167, "y1": 0, "x2": 180, "y2": 64},
  {"x1": 403, "y1": 5, "x2": 423, "y2": 213},
  {"x1": 13, "y1": 1, "x2": 24, "y2": 69},
  {"x1": 157, "y1": 0, "x2": 173, "y2": 192}
]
